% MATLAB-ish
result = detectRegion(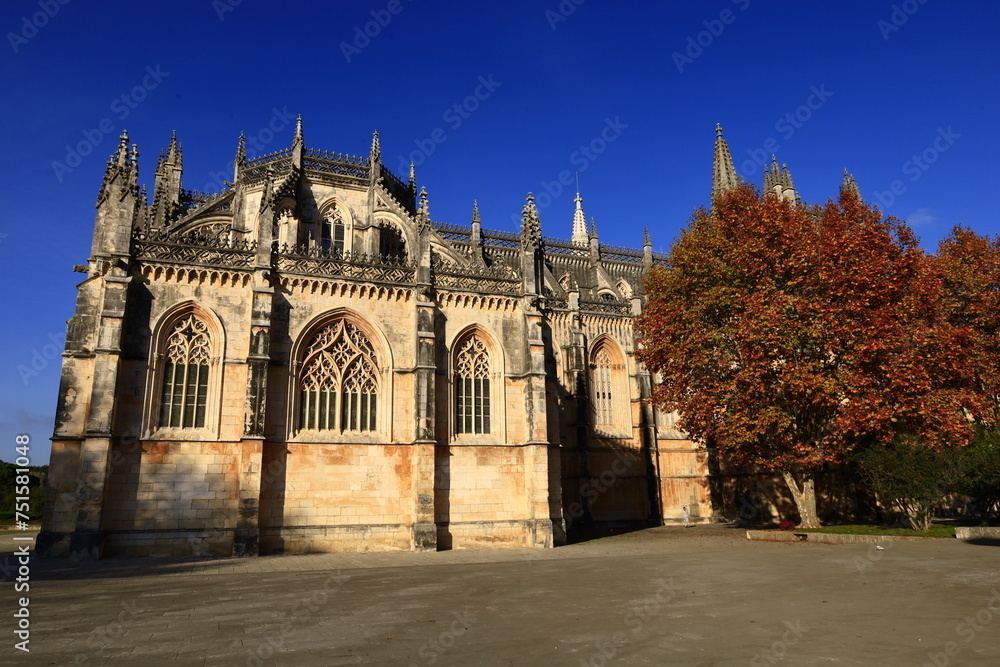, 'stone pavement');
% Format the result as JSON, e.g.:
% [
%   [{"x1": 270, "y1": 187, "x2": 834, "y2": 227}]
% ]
[{"x1": 3, "y1": 526, "x2": 999, "y2": 665}]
